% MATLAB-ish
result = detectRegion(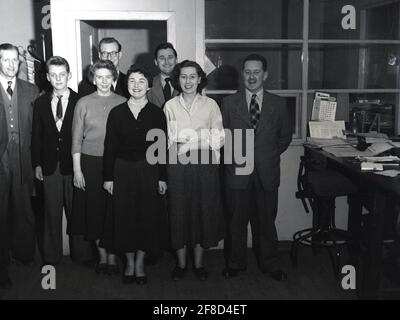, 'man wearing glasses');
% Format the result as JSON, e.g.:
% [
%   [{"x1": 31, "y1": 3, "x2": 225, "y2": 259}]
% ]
[{"x1": 78, "y1": 37, "x2": 129, "y2": 98}]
